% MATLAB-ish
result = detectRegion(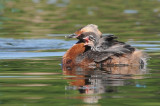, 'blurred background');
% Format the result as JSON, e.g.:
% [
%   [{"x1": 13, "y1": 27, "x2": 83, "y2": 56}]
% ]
[
  {"x1": 1, "y1": 0, "x2": 160, "y2": 38},
  {"x1": 0, "y1": 0, "x2": 160, "y2": 105}
]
